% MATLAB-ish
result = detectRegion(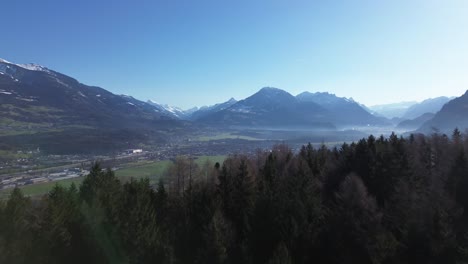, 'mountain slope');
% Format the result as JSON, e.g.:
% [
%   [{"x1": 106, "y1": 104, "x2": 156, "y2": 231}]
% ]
[
  {"x1": 369, "y1": 101, "x2": 417, "y2": 118},
  {"x1": 0, "y1": 58, "x2": 181, "y2": 153},
  {"x1": 146, "y1": 100, "x2": 193, "y2": 119},
  {"x1": 396, "y1": 113, "x2": 435, "y2": 131},
  {"x1": 197, "y1": 88, "x2": 391, "y2": 129},
  {"x1": 418, "y1": 91, "x2": 468, "y2": 133},
  {"x1": 190, "y1": 98, "x2": 237, "y2": 121},
  {"x1": 402, "y1": 96, "x2": 452, "y2": 120},
  {"x1": 296, "y1": 92, "x2": 389, "y2": 127},
  {"x1": 197, "y1": 87, "x2": 335, "y2": 129}
]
